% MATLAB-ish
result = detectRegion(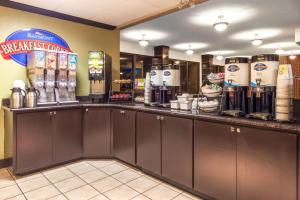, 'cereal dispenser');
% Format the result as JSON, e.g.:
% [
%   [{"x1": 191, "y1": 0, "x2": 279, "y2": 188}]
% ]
[{"x1": 67, "y1": 53, "x2": 78, "y2": 102}]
